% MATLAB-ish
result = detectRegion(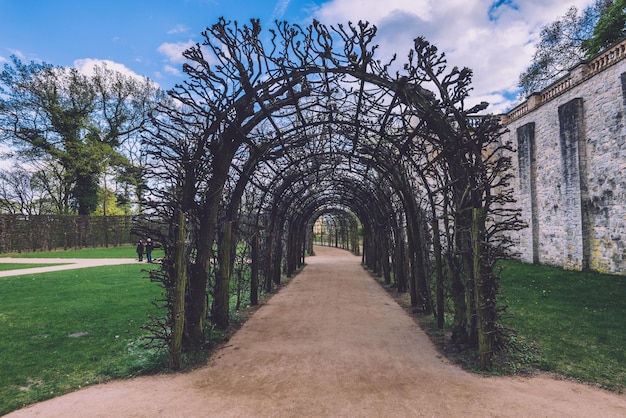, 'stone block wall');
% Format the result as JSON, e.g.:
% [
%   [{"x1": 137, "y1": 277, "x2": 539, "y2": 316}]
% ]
[{"x1": 502, "y1": 40, "x2": 626, "y2": 273}]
